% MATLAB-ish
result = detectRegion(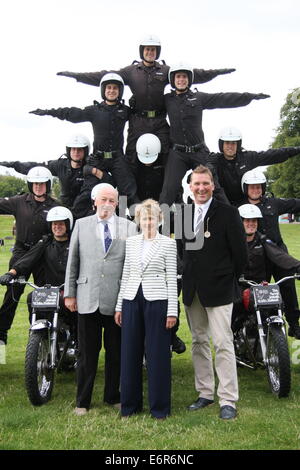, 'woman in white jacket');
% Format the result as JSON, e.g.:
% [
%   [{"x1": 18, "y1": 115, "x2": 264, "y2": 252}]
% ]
[{"x1": 115, "y1": 199, "x2": 178, "y2": 419}]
